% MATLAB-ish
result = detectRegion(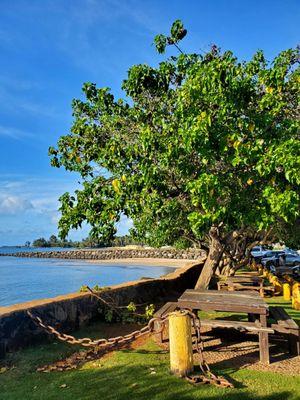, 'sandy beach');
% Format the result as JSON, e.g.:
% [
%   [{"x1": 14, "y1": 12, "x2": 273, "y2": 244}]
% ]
[{"x1": 86, "y1": 258, "x2": 195, "y2": 267}]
